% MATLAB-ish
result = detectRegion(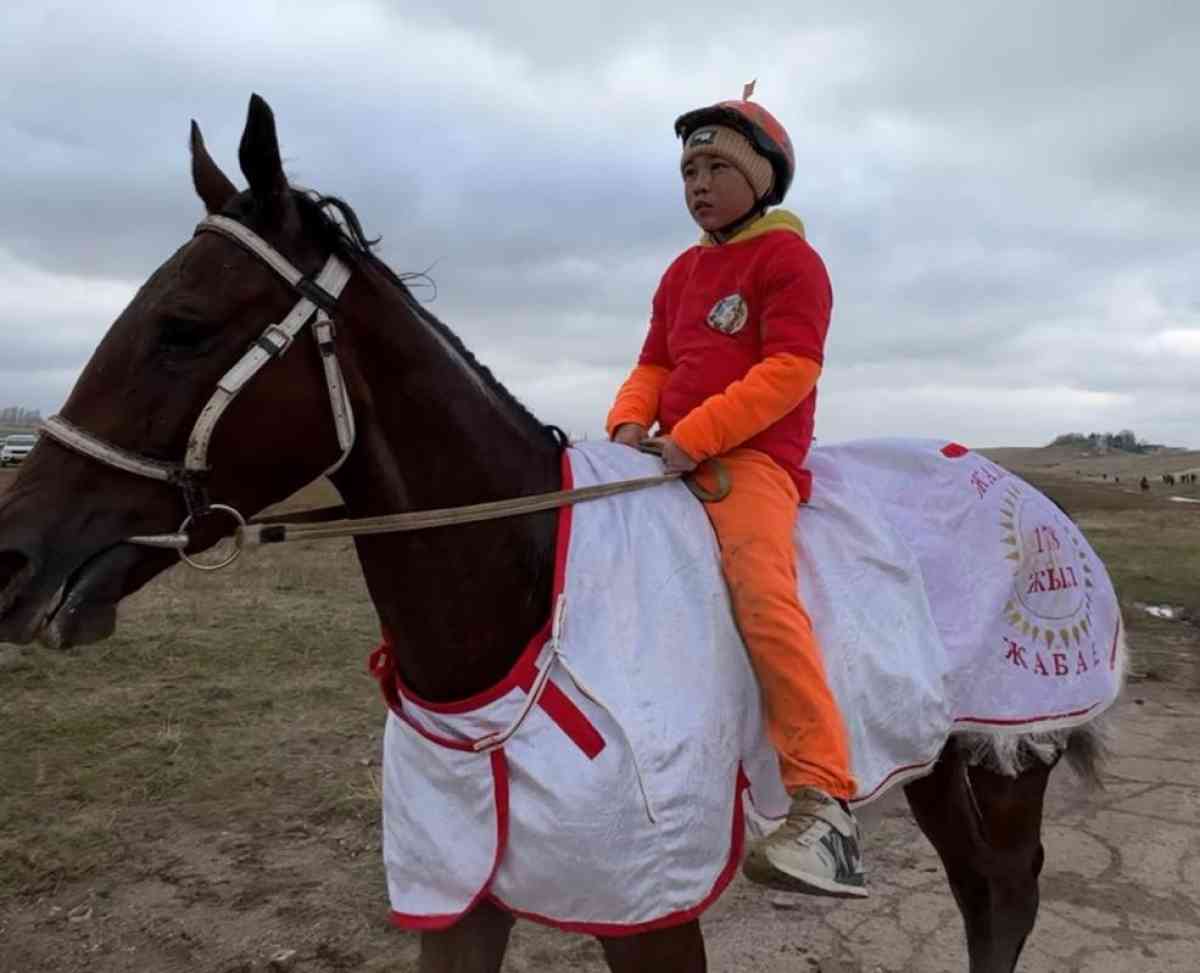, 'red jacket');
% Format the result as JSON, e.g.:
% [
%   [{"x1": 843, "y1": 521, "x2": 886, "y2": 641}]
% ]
[{"x1": 607, "y1": 211, "x2": 831, "y2": 500}]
